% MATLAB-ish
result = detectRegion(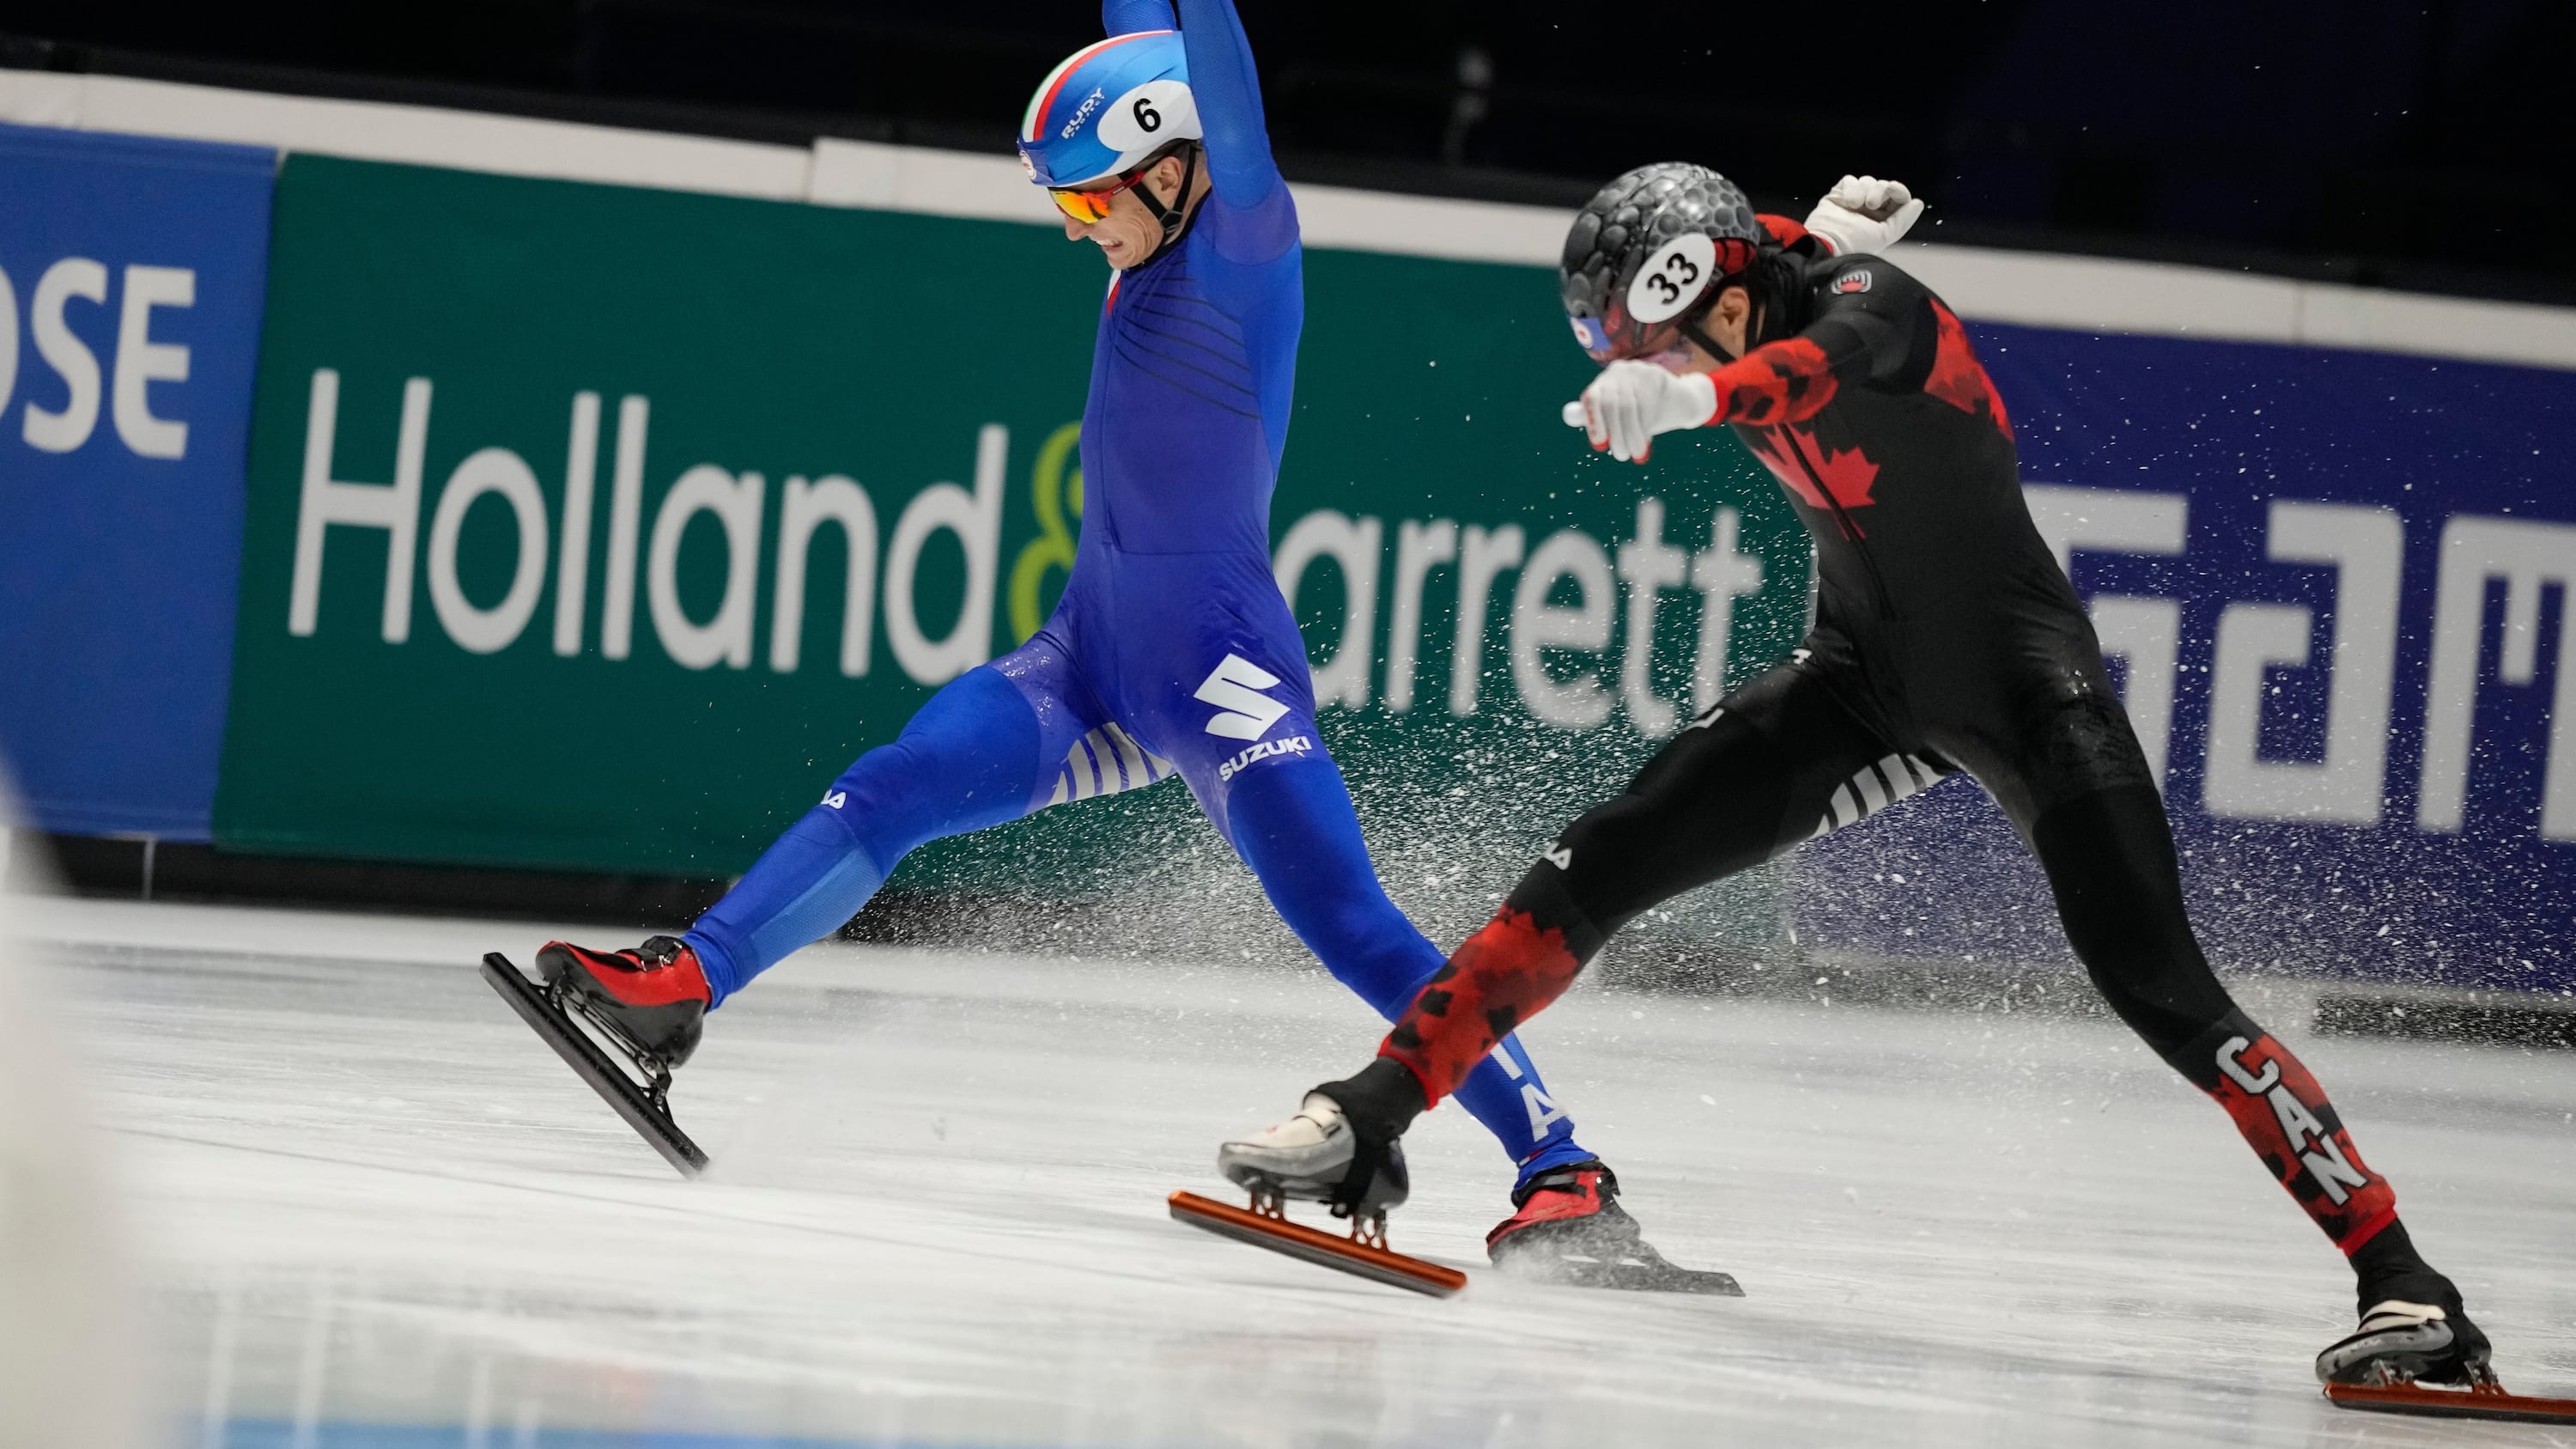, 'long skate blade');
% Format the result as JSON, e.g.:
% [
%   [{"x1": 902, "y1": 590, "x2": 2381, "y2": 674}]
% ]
[
  {"x1": 480, "y1": 953, "x2": 707, "y2": 1178},
  {"x1": 1498, "y1": 1254, "x2": 1746, "y2": 1296},
  {"x1": 1168, "y1": 1190, "x2": 1465, "y2": 1298},
  {"x1": 2325, "y1": 1379, "x2": 2576, "y2": 1424}
]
